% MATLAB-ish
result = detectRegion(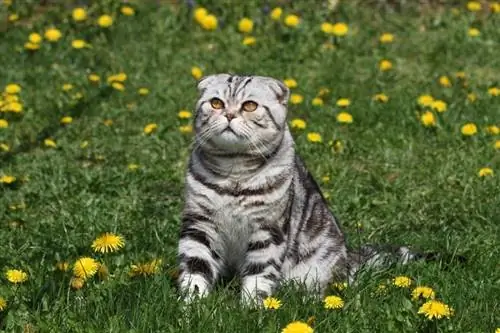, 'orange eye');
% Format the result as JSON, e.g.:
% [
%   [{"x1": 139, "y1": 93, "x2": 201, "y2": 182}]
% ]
[
  {"x1": 242, "y1": 100, "x2": 258, "y2": 112},
  {"x1": 210, "y1": 98, "x2": 225, "y2": 109}
]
